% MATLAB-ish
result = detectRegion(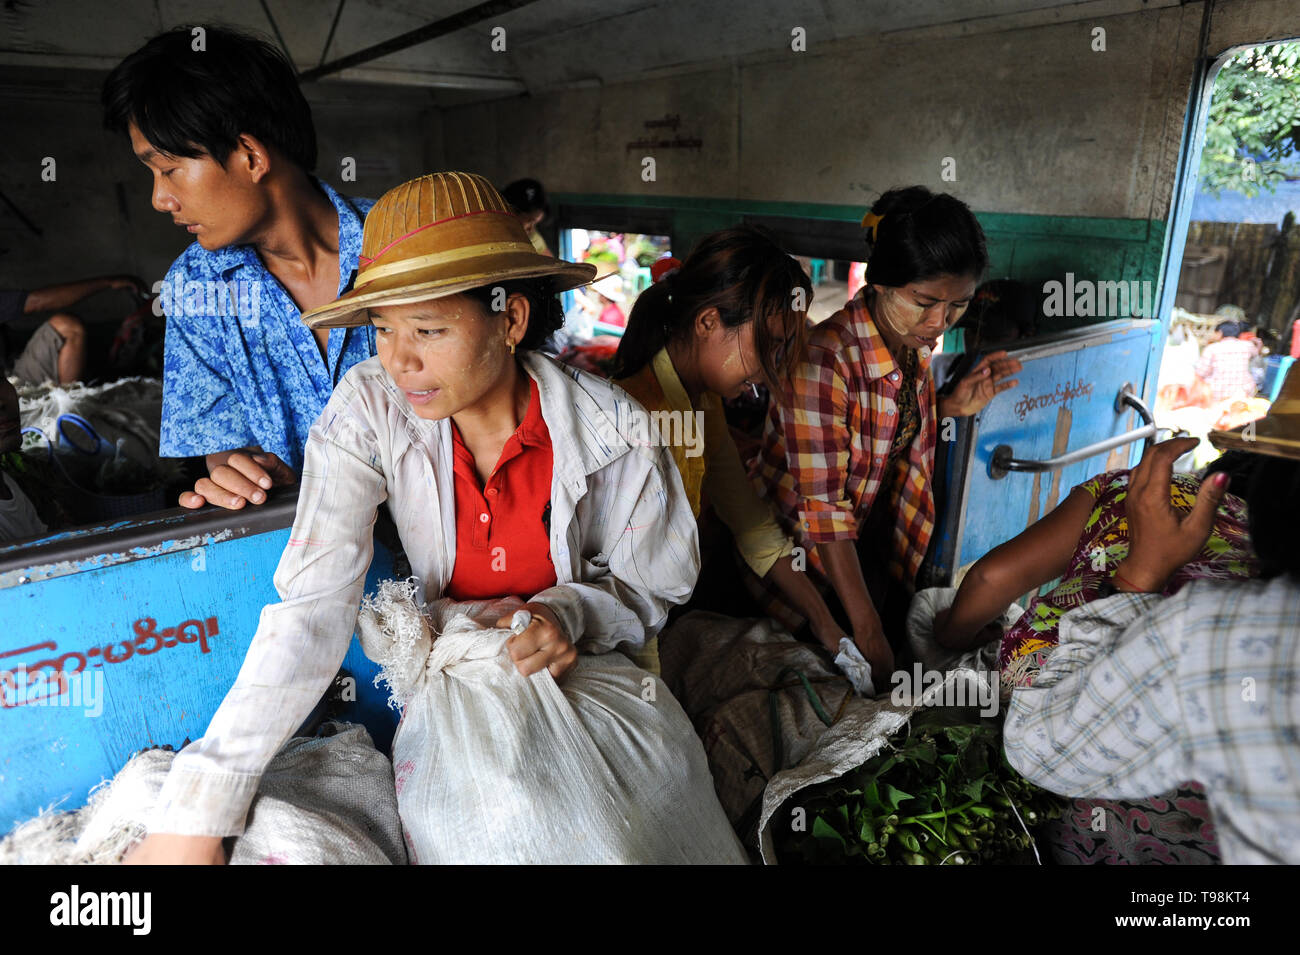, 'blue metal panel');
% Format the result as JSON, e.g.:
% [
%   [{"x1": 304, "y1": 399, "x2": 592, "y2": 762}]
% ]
[
  {"x1": 1264, "y1": 355, "x2": 1296, "y2": 401},
  {"x1": 0, "y1": 501, "x2": 399, "y2": 830},
  {"x1": 930, "y1": 320, "x2": 1160, "y2": 582}
]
